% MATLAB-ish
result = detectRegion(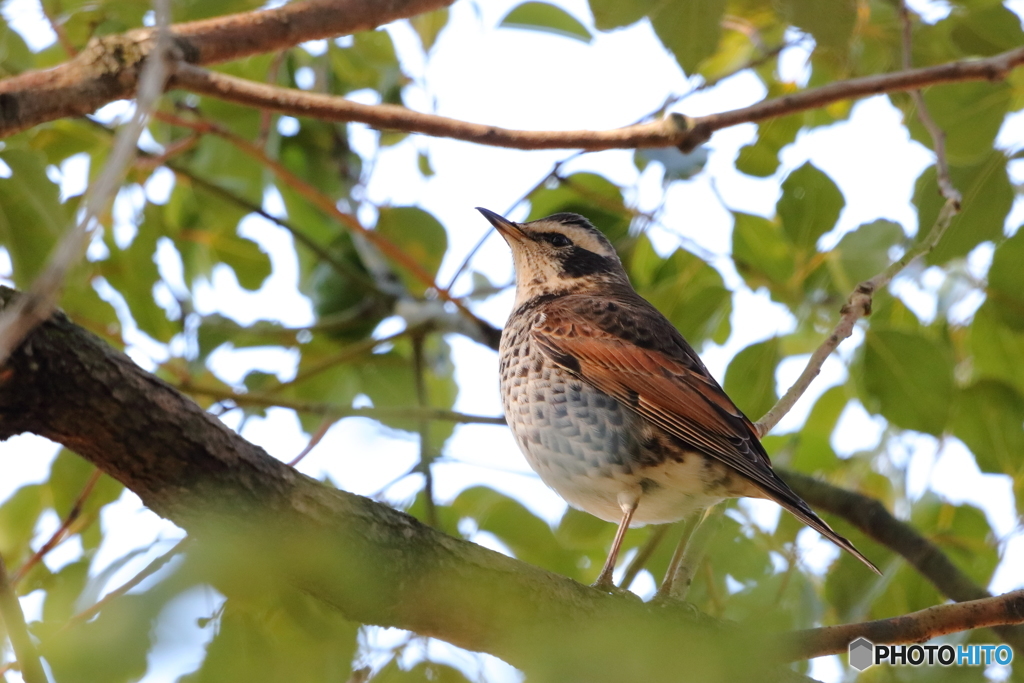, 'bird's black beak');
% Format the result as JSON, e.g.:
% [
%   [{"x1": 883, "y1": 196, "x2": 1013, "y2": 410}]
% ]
[{"x1": 476, "y1": 207, "x2": 524, "y2": 242}]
